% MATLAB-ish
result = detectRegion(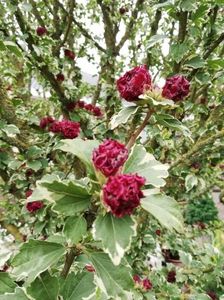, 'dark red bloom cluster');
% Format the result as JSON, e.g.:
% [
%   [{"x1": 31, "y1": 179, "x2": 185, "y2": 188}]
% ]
[
  {"x1": 64, "y1": 49, "x2": 76, "y2": 60},
  {"x1": 119, "y1": 6, "x2": 129, "y2": 14},
  {"x1": 25, "y1": 190, "x2": 43, "y2": 213},
  {"x1": 56, "y1": 73, "x2": 65, "y2": 82},
  {"x1": 92, "y1": 139, "x2": 128, "y2": 177},
  {"x1": 0, "y1": 264, "x2": 9, "y2": 272},
  {"x1": 116, "y1": 65, "x2": 151, "y2": 101},
  {"x1": 155, "y1": 229, "x2": 161, "y2": 236},
  {"x1": 49, "y1": 119, "x2": 80, "y2": 139},
  {"x1": 133, "y1": 275, "x2": 152, "y2": 291},
  {"x1": 39, "y1": 116, "x2": 55, "y2": 129},
  {"x1": 197, "y1": 221, "x2": 206, "y2": 230},
  {"x1": 25, "y1": 169, "x2": 33, "y2": 177},
  {"x1": 85, "y1": 264, "x2": 95, "y2": 272},
  {"x1": 191, "y1": 162, "x2": 201, "y2": 169},
  {"x1": 103, "y1": 174, "x2": 145, "y2": 217},
  {"x1": 207, "y1": 291, "x2": 217, "y2": 300},
  {"x1": 49, "y1": 121, "x2": 61, "y2": 133},
  {"x1": 162, "y1": 75, "x2": 190, "y2": 102},
  {"x1": 25, "y1": 189, "x2": 33, "y2": 198},
  {"x1": 36, "y1": 26, "x2": 47, "y2": 36},
  {"x1": 167, "y1": 270, "x2": 176, "y2": 283},
  {"x1": 66, "y1": 100, "x2": 103, "y2": 117}
]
